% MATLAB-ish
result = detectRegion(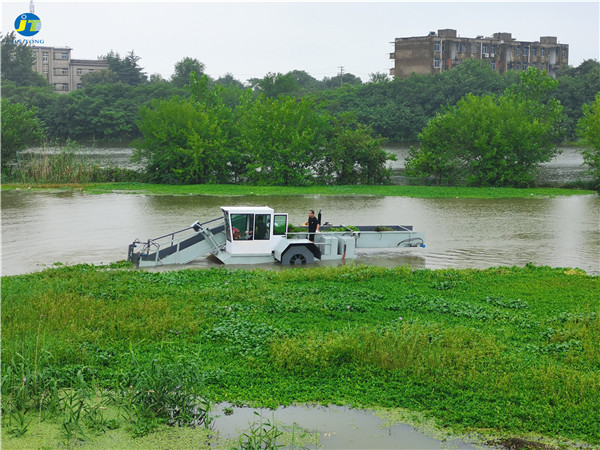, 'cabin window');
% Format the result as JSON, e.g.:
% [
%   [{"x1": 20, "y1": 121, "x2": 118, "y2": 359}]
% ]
[
  {"x1": 254, "y1": 214, "x2": 271, "y2": 240},
  {"x1": 273, "y1": 214, "x2": 288, "y2": 235},
  {"x1": 230, "y1": 214, "x2": 254, "y2": 240}
]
